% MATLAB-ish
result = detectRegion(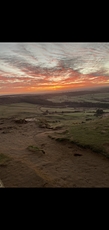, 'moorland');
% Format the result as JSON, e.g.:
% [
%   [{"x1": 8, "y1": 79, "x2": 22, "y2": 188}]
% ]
[{"x1": 1, "y1": 87, "x2": 109, "y2": 187}]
